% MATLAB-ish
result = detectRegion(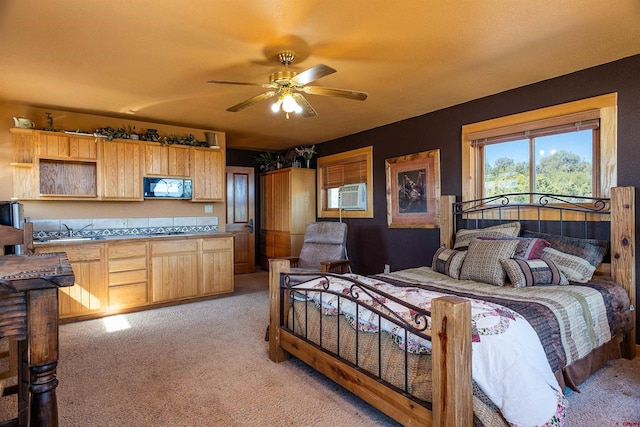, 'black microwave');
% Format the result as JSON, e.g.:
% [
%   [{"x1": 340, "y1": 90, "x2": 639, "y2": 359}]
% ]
[{"x1": 143, "y1": 177, "x2": 192, "y2": 199}]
